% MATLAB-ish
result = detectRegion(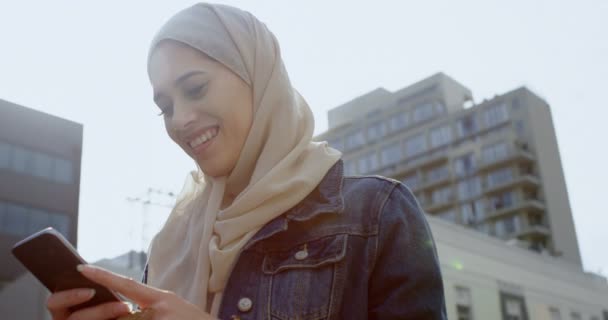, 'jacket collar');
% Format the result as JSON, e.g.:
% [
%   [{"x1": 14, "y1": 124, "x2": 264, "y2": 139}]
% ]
[{"x1": 244, "y1": 159, "x2": 345, "y2": 249}]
